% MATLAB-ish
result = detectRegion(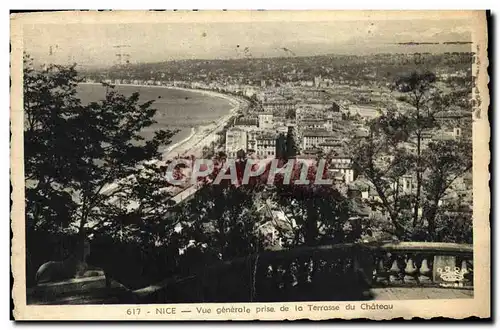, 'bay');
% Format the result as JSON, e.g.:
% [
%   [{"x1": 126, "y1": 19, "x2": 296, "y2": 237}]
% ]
[{"x1": 76, "y1": 83, "x2": 234, "y2": 152}]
